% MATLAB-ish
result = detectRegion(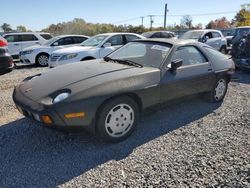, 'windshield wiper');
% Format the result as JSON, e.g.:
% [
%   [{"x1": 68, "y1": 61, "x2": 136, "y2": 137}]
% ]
[{"x1": 104, "y1": 57, "x2": 143, "y2": 68}]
